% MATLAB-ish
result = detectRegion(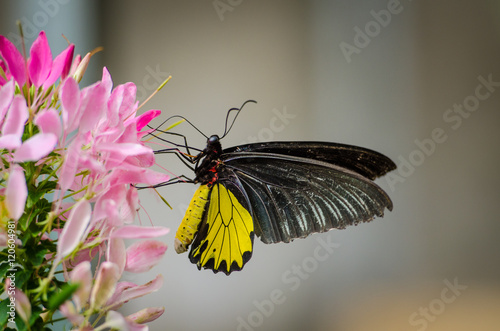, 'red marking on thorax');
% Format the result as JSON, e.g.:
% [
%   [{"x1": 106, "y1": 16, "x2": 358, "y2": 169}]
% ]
[{"x1": 208, "y1": 161, "x2": 220, "y2": 186}]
